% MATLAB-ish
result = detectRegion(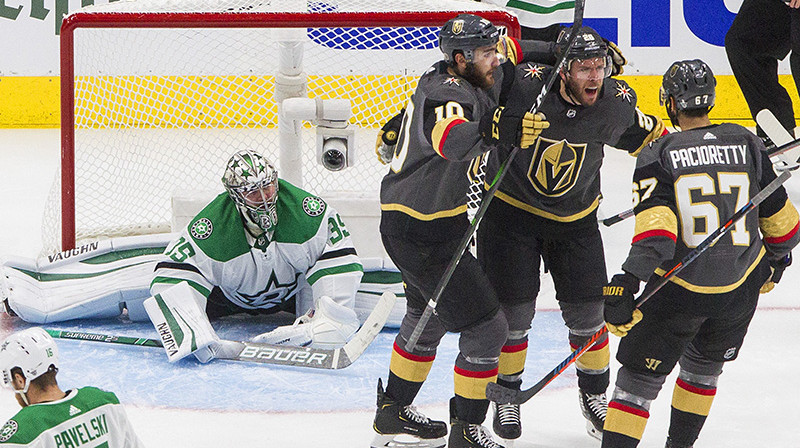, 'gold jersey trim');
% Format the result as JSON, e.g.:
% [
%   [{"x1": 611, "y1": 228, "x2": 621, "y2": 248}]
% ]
[
  {"x1": 492, "y1": 189, "x2": 600, "y2": 222},
  {"x1": 759, "y1": 198, "x2": 800, "y2": 239},
  {"x1": 381, "y1": 203, "x2": 467, "y2": 221},
  {"x1": 653, "y1": 246, "x2": 765, "y2": 294}
]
